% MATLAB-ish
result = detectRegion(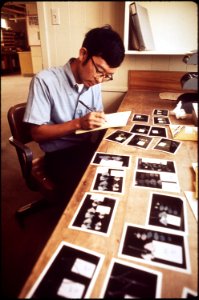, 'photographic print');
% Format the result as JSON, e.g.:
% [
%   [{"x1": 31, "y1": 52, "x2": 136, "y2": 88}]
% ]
[
  {"x1": 118, "y1": 223, "x2": 190, "y2": 273},
  {"x1": 91, "y1": 152, "x2": 131, "y2": 168},
  {"x1": 181, "y1": 287, "x2": 197, "y2": 298},
  {"x1": 153, "y1": 116, "x2": 170, "y2": 125},
  {"x1": 100, "y1": 258, "x2": 162, "y2": 298},
  {"x1": 153, "y1": 138, "x2": 181, "y2": 154},
  {"x1": 126, "y1": 134, "x2": 153, "y2": 149},
  {"x1": 133, "y1": 170, "x2": 180, "y2": 193},
  {"x1": 136, "y1": 157, "x2": 176, "y2": 173},
  {"x1": 105, "y1": 130, "x2": 133, "y2": 144},
  {"x1": 26, "y1": 241, "x2": 104, "y2": 298},
  {"x1": 91, "y1": 166, "x2": 125, "y2": 194},
  {"x1": 146, "y1": 193, "x2": 187, "y2": 234},
  {"x1": 130, "y1": 124, "x2": 150, "y2": 135},
  {"x1": 69, "y1": 193, "x2": 119, "y2": 236},
  {"x1": 132, "y1": 114, "x2": 149, "y2": 122},
  {"x1": 153, "y1": 109, "x2": 169, "y2": 116},
  {"x1": 148, "y1": 126, "x2": 167, "y2": 138},
  {"x1": 134, "y1": 157, "x2": 180, "y2": 193}
]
